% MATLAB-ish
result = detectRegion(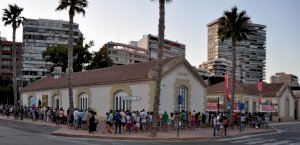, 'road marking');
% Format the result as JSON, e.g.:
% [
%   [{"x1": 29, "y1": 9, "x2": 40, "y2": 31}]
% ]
[
  {"x1": 48, "y1": 136, "x2": 99, "y2": 145},
  {"x1": 245, "y1": 139, "x2": 276, "y2": 144},
  {"x1": 289, "y1": 143, "x2": 300, "y2": 145},
  {"x1": 271, "y1": 122, "x2": 300, "y2": 126},
  {"x1": 262, "y1": 140, "x2": 291, "y2": 145},
  {"x1": 216, "y1": 136, "x2": 249, "y2": 141},
  {"x1": 231, "y1": 138, "x2": 262, "y2": 143}
]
